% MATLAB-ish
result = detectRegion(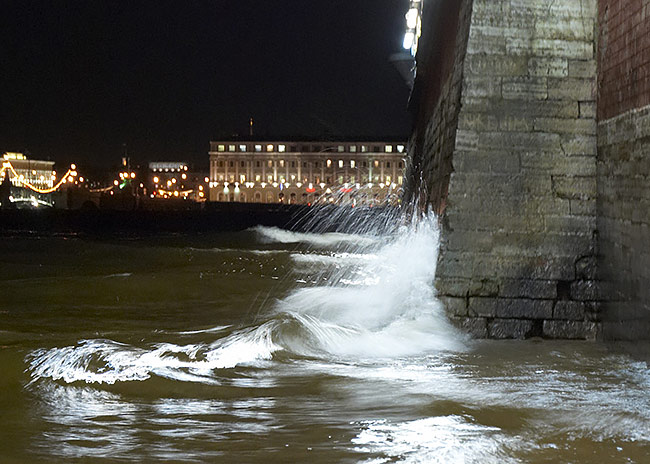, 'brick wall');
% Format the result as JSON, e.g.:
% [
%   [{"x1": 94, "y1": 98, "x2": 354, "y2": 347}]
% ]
[
  {"x1": 597, "y1": 0, "x2": 650, "y2": 340},
  {"x1": 598, "y1": 0, "x2": 650, "y2": 119},
  {"x1": 407, "y1": 0, "x2": 601, "y2": 339}
]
